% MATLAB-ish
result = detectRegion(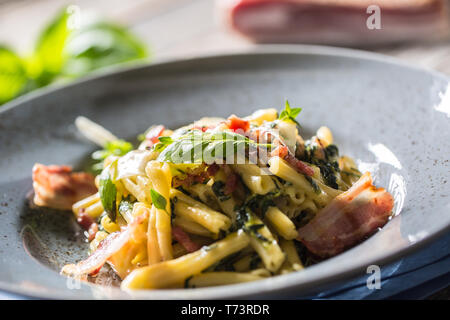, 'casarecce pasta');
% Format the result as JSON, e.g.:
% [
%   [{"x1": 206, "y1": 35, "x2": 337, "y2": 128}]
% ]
[{"x1": 31, "y1": 102, "x2": 395, "y2": 290}]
